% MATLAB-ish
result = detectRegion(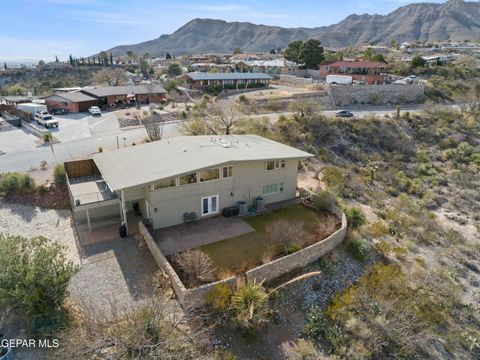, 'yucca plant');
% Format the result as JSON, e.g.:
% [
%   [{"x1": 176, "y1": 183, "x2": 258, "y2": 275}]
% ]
[{"x1": 231, "y1": 281, "x2": 270, "y2": 330}]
